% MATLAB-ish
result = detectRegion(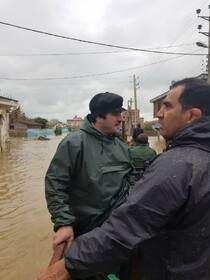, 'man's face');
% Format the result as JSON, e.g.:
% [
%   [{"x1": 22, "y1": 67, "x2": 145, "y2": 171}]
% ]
[
  {"x1": 157, "y1": 85, "x2": 193, "y2": 140},
  {"x1": 96, "y1": 112, "x2": 124, "y2": 135}
]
